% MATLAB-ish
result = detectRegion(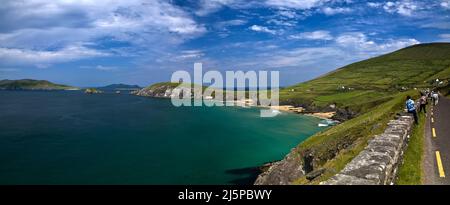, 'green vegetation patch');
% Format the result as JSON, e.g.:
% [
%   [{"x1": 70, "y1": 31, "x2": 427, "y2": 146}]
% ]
[
  {"x1": 147, "y1": 82, "x2": 183, "y2": 90},
  {"x1": 0, "y1": 79, "x2": 75, "y2": 90},
  {"x1": 396, "y1": 111, "x2": 425, "y2": 185}
]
